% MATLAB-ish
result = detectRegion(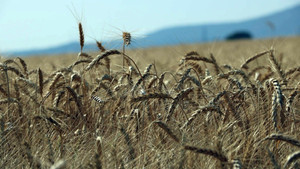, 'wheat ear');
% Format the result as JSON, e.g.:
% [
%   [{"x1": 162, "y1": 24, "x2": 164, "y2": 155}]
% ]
[
  {"x1": 17, "y1": 57, "x2": 28, "y2": 77},
  {"x1": 184, "y1": 145, "x2": 228, "y2": 163},
  {"x1": 262, "y1": 133, "x2": 300, "y2": 147},
  {"x1": 38, "y1": 68, "x2": 43, "y2": 96},
  {"x1": 79, "y1": 22, "x2": 84, "y2": 52}
]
